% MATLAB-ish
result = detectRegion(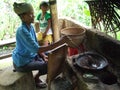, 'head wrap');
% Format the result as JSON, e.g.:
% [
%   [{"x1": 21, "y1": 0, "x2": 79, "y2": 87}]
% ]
[{"x1": 13, "y1": 2, "x2": 33, "y2": 15}]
